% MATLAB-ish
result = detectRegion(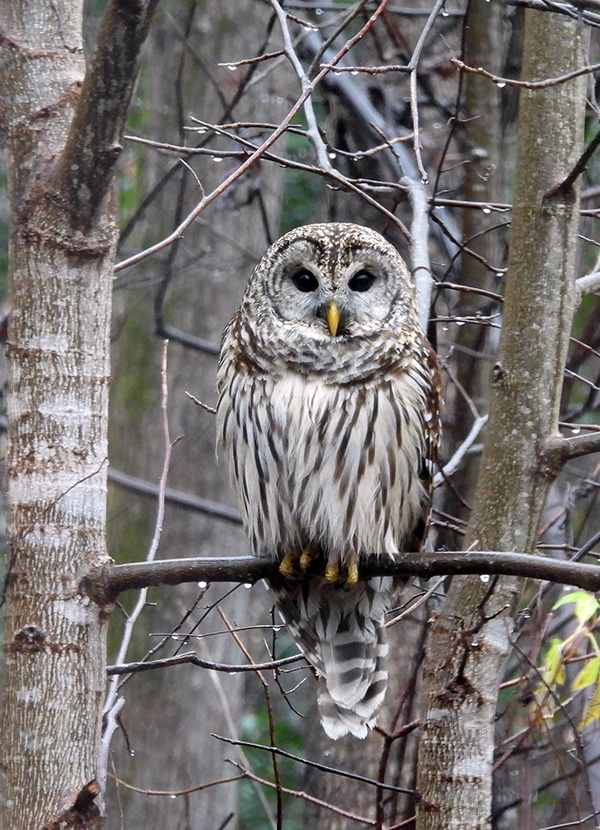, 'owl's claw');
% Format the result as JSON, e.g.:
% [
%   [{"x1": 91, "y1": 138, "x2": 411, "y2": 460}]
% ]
[
  {"x1": 300, "y1": 547, "x2": 318, "y2": 571},
  {"x1": 324, "y1": 555, "x2": 359, "y2": 587},
  {"x1": 345, "y1": 558, "x2": 359, "y2": 587},
  {"x1": 279, "y1": 551, "x2": 299, "y2": 577}
]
